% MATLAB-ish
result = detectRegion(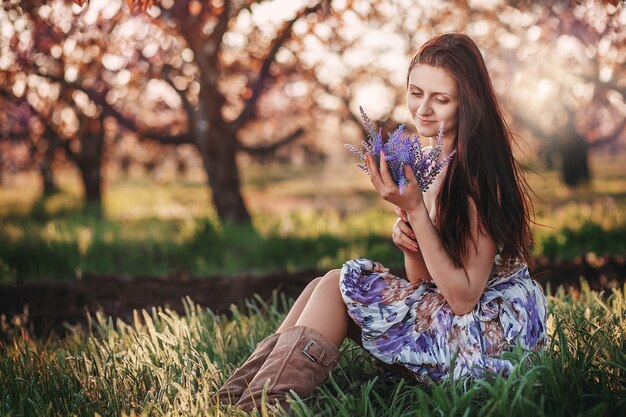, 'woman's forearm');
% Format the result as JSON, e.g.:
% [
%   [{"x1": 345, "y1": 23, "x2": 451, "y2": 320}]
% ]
[
  {"x1": 406, "y1": 203, "x2": 473, "y2": 307},
  {"x1": 403, "y1": 250, "x2": 432, "y2": 284}
]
